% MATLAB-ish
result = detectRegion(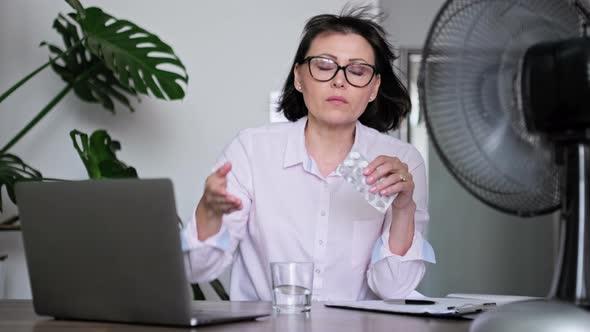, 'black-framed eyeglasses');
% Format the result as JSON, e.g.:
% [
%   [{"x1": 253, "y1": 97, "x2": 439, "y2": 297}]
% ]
[{"x1": 302, "y1": 56, "x2": 377, "y2": 88}]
